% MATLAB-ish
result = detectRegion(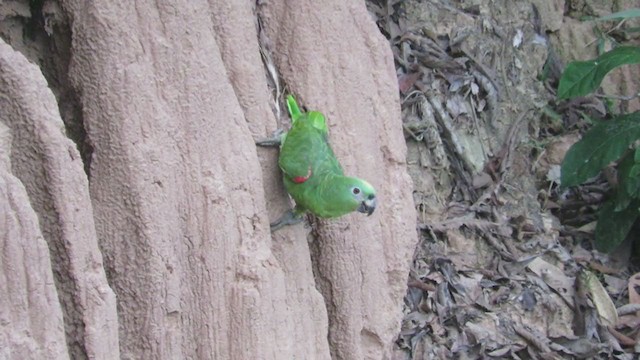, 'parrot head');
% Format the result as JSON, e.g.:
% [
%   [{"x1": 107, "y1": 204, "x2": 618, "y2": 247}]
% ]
[{"x1": 338, "y1": 177, "x2": 377, "y2": 216}]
